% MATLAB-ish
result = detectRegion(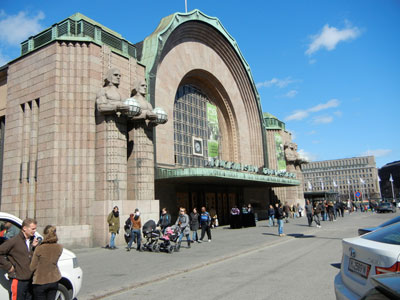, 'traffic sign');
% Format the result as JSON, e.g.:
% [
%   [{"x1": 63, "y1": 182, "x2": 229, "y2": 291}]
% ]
[{"x1": 355, "y1": 191, "x2": 362, "y2": 198}]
